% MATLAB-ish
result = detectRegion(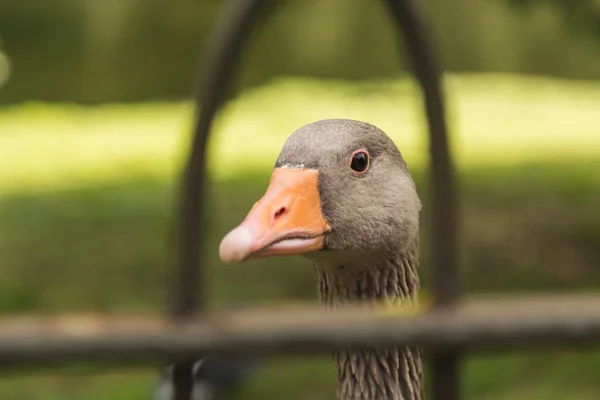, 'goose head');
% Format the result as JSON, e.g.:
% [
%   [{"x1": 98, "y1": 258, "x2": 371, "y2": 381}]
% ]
[
  {"x1": 219, "y1": 119, "x2": 425, "y2": 399},
  {"x1": 219, "y1": 118, "x2": 421, "y2": 269}
]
